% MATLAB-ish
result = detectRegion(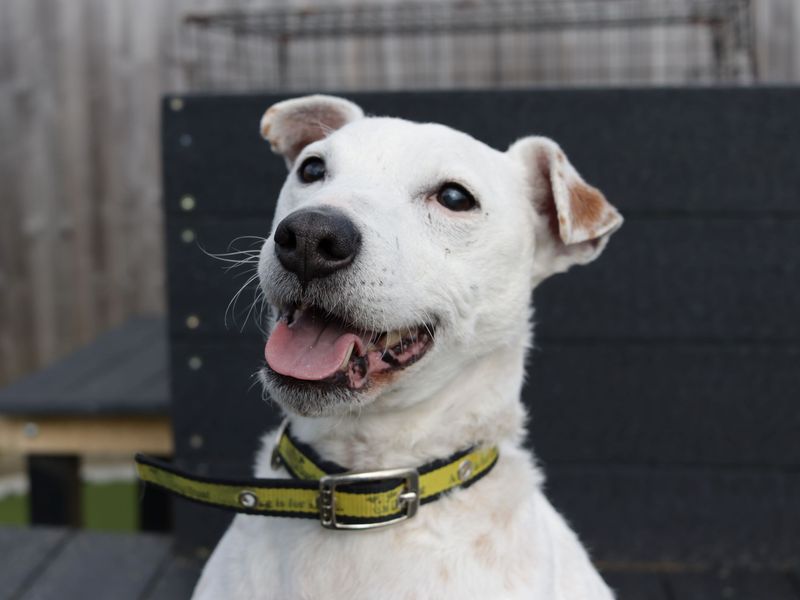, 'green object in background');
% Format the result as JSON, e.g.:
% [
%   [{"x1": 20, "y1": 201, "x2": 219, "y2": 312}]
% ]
[
  {"x1": 0, "y1": 481, "x2": 138, "y2": 531},
  {"x1": 0, "y1": 491, "x2": 27, "y2": 523},
  {"x1": 82, "y1": 482, "x2": 138, "y2": 530}
]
